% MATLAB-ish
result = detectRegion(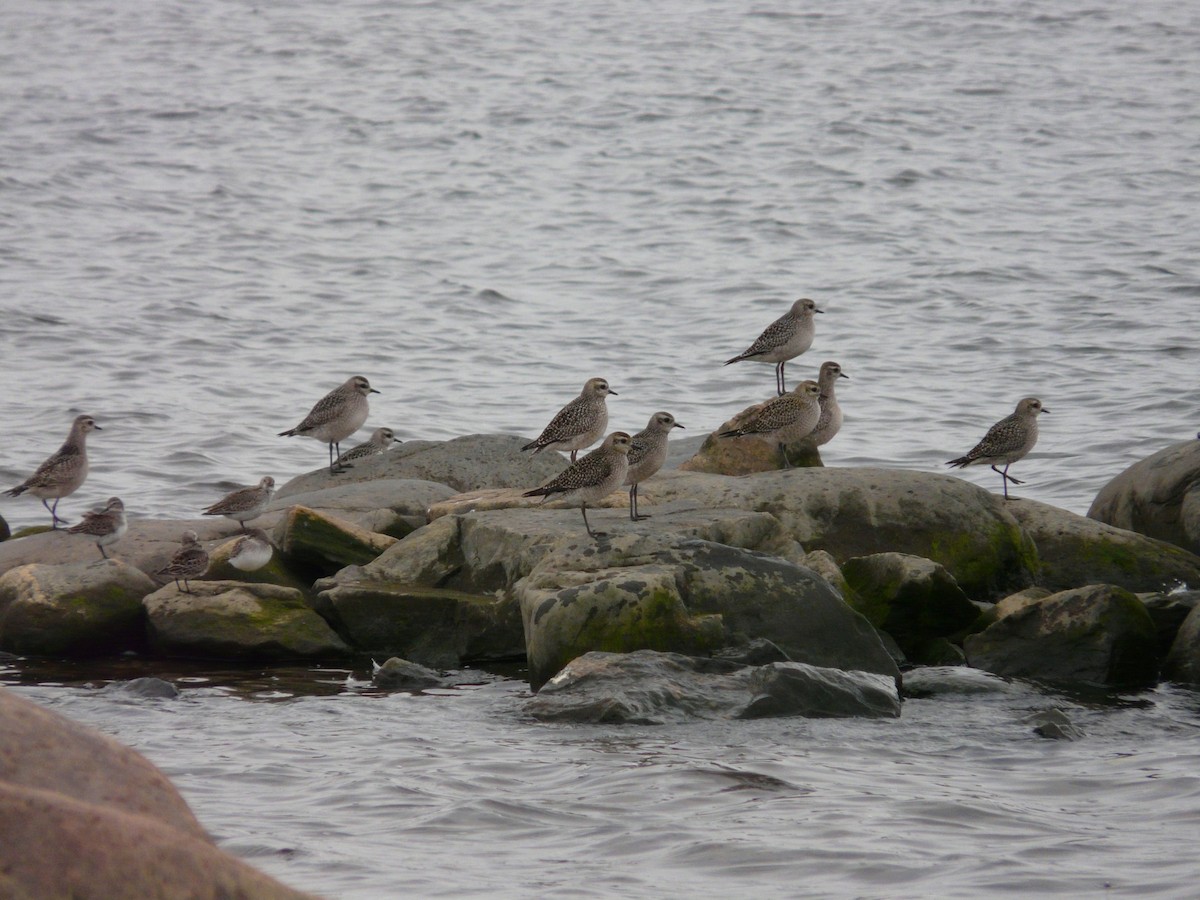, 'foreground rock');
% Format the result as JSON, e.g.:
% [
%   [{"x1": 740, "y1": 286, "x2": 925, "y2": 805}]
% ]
[
  {"x1": 272, "y1": 504, "x2": 398, "y2": 577},
  {"x1": 1088, "y1": 438, "x2": 1200, "y2": 555},
  {"x1": 964, "y1": 584, "x2": 1159, "y2": 688},
  {"x1": 0, "y1": 688, "x2": 315, "y2": 899},
  {"x1": 1163, "y1": 602, "x2": 1200, "y2": 684},
  {"x1": 0, "y1": 559, "x2": 155, "y2": 656},
  {"x1": 524, "y1": 650, "x2": 900, "y2": 723}
]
